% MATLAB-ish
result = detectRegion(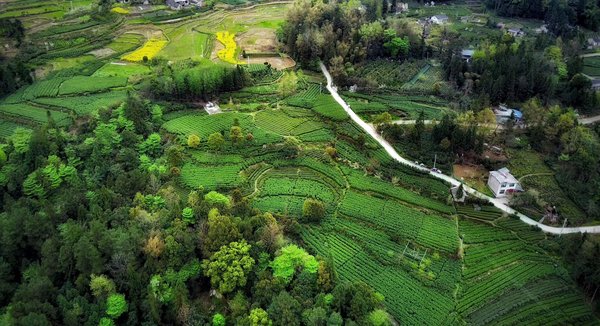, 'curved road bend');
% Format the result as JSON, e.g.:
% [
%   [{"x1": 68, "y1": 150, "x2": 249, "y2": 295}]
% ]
[{"x1": 319, "y1": 62, "x2": 600, "y2": 235}]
